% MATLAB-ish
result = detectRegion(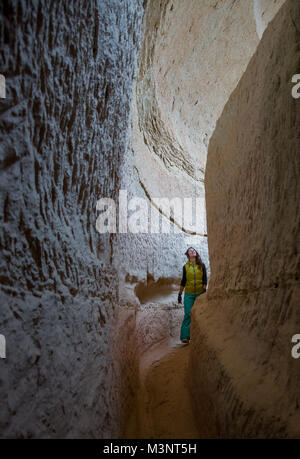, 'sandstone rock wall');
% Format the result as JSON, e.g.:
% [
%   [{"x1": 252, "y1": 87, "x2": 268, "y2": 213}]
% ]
[
  {"x1": 0, "y1": 0, "x2": 143, "y2": 438},
  {"x1": 0, "y1": 0, "x2": 292, "y2": 439},
  {"x1": 190, "y1": 0, "x2": 300, "y2": 438},
  {"x1": 118, "y1": 0, "x2": 285, "y2": 286},
  {"x1": 115, "y1": 1, "x2": 286, "y2": 431}
]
